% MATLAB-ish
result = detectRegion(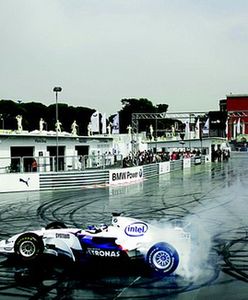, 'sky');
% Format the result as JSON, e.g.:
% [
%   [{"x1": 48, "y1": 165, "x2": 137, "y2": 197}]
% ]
[{"x1": 0, "y1": 0, "x2": 248, "y2": 116}]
